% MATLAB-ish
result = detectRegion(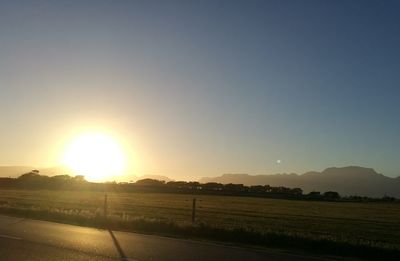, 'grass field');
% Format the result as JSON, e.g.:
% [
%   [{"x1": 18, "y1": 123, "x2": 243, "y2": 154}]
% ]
[{"x1": 0, "y1": 189, "x2": 399, "y2": 258}]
